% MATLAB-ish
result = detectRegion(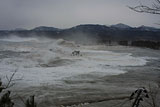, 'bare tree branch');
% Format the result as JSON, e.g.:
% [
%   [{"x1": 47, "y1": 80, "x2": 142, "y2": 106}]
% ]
[
  {"x1": 129, "y1": 0, "x2": 160, "y2": 15},
  {"x1": 5, "y1": 69, "x2": 18, "y2": 89}
]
